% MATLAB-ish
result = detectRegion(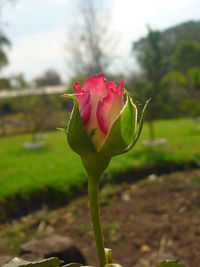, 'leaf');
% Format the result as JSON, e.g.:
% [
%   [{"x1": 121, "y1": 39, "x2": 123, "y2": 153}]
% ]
[
  {"x1": 56, "y1": 127, "x2": 66, "y2": 133},
  {"x1": 2, "y1": 258, "x2": 29, "y2": 267},
  {"x1": 105, "y1": 248, "x2": 112, "y2": 264},
  {"x1": 101, "y1": 91, "x2": 137, "y2": 157},
  {"x1": 62, "y1": 264, "x2": 94, "y2": 267},
  {"x1": 62, "y1": 264, "x2": 81, "y2": 267},
  {"x1": 123, "y1": 99, "x2": 150, "y2": 153},
  {"x1": 66, "y1": 95, "x2": 96, "y2": 156},
  {"x1": 156, "y1": 260, "x2": 185, "y2": 267},
  {"x1": 2, "y1": 257, "x2": 60, "y2": 267}
]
